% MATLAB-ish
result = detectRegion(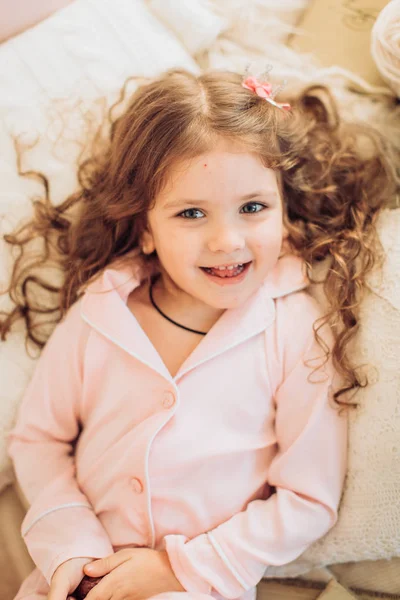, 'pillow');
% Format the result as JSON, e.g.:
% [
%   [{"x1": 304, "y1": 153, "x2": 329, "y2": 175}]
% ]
[
  {"x1": 148, "y1": 0, "x2": 230, "y2": 55},
  {"x1": 0, "y1": 0, "x2": 199, "y2": 485}
]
